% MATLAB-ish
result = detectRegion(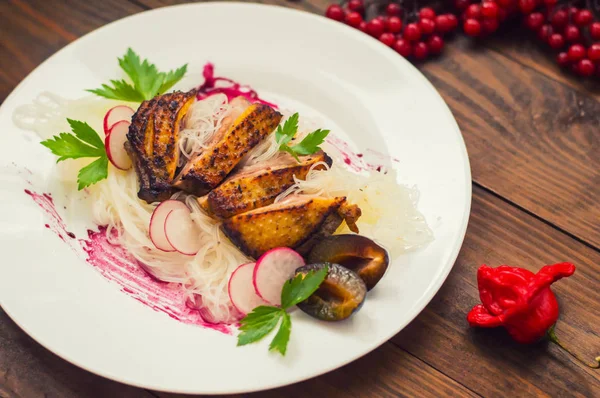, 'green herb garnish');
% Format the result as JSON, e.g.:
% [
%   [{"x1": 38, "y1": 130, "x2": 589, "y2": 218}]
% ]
[
  {"x1": 237, "y1": 265, "x2": 328, "y2": 356},
  {"x1": 40, "y1": 119, "x2": 108, "y2": 189},
  {"x1": 276, "y1": 113, "x2": 330, "y2": 161},
  {"x1": 87, "y1": 48, "x2": 187, "y2": 102}
]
